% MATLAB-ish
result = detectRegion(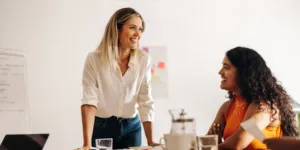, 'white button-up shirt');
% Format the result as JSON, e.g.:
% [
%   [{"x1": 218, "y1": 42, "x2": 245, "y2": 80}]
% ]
[{"x1": 81, "y1": 50, "x2": 154, "y2": 122}]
